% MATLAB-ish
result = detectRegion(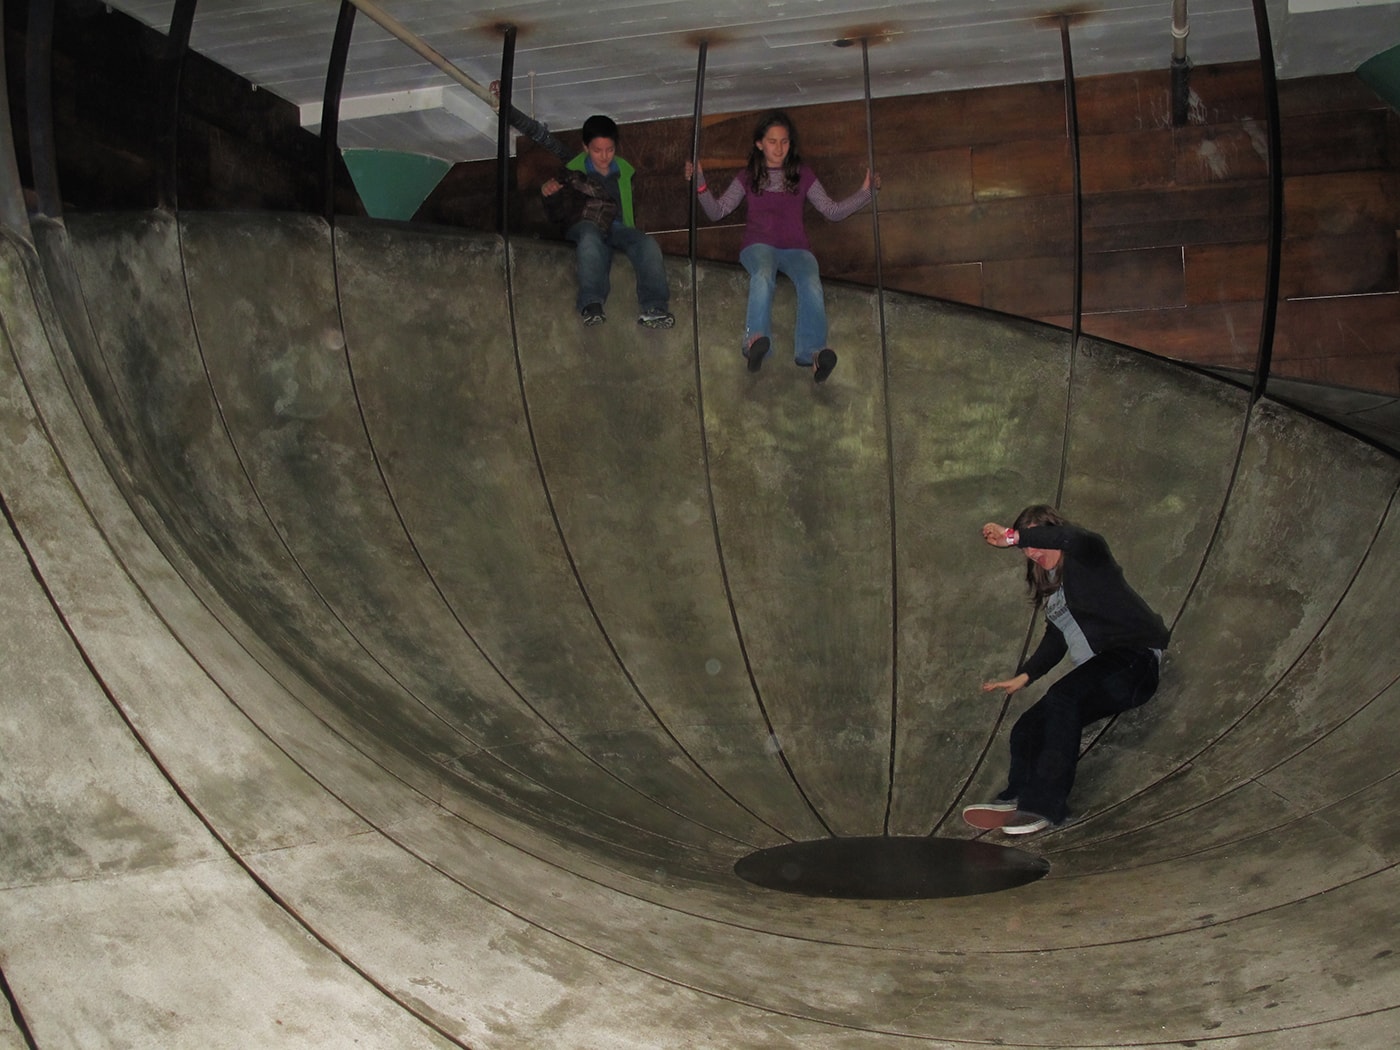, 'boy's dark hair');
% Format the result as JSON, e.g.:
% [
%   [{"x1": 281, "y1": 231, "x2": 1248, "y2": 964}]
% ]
[{"x1": 581, "y1": 114, "x2": 620, "y2": 145}]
